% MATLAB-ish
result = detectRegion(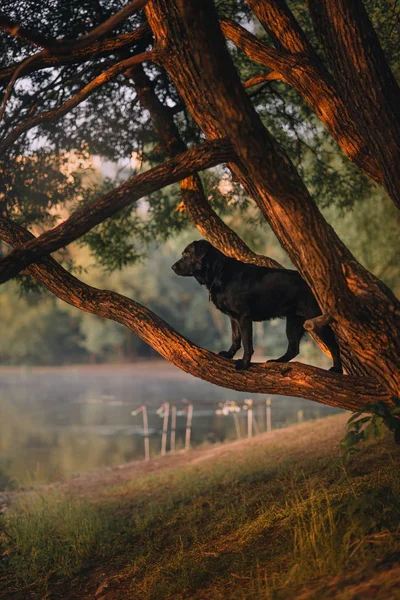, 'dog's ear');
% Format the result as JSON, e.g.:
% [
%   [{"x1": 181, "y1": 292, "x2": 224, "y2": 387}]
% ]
[{"x1": 193, "y1": 240, "x2": 212, "y2": 262}]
